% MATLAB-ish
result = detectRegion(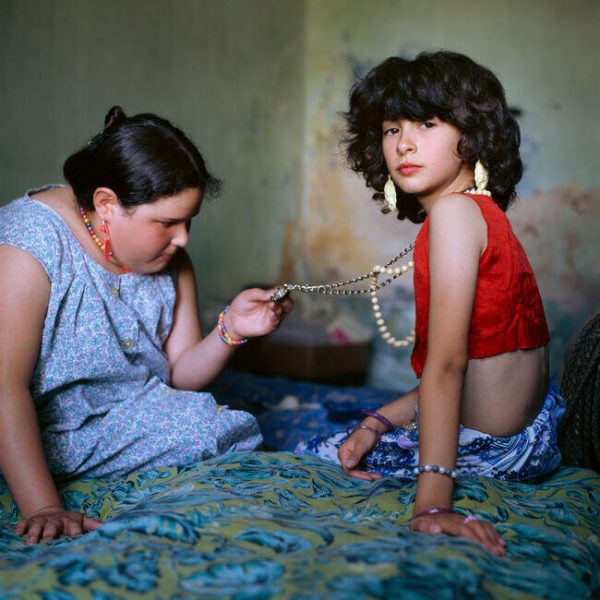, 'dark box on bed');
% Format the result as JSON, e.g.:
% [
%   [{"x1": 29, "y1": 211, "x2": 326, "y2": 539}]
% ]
[{"x1": 230, "y1": 337, "x2": 371, "y2": 385}]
